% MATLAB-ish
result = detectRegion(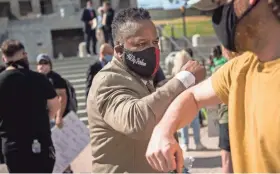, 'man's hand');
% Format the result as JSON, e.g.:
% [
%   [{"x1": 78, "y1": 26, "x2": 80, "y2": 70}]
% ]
[
  {"x1": 88, "y1": 20, "x2": 93, "y2": 25},
  {"x1": 55, "y1": 117, "x2": 63, "y2": 129},
  {"x1": 181, "y1": 60, "x2": 206, "y2": 84},
  {"x1": 146, "y1": 126, "x2": 184, "y2": 173}
]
